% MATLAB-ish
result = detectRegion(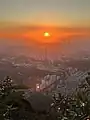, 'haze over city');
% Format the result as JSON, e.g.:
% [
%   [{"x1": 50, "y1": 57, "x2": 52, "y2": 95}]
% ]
[{"x1": 0, "y1": 1, "x2": 90, "y2": 120}]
